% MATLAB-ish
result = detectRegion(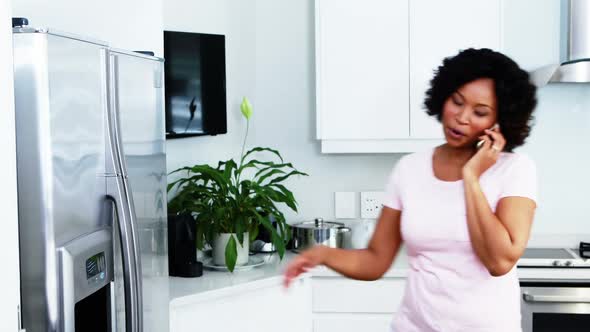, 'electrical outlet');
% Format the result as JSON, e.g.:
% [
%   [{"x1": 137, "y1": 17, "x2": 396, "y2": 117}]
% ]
[{"x1": 360, "y1": 191, "x2": 385, "y2": 219}]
